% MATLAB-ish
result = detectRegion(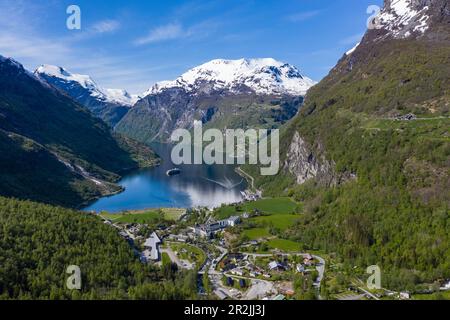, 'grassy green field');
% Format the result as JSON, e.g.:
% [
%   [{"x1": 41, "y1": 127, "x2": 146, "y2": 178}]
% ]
[
  {"x1": 267, "y1": 239, "x2": 302, "y2": 252},
  {"x1": 243, "y1": 197, "x2": 298, "y2": 214},
  {"x1": 161, "y1": 252, "x2": 171, "y2": 266},
  {"x1": 215, "y1": 197, "x2": 298, "y2": 219},
  {"x1": 169, "y1": 243, "x2": 206, "y2": 266},
  {"x1": 228, "y1": 197, "x2": 302, "y2": 246},
  {"x1": 100, "y1": 208, "x2": 185, "y2": 223},
  {"x1": 251, "y1": 214, "x2": 300, "y2": 230},
  {"x1": 243, "y1": 228, "x2": 271, "y2": 240}
]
